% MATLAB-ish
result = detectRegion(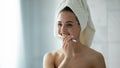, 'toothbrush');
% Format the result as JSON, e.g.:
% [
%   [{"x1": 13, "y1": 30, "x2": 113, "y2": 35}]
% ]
[{"x1": 71, "y1": 38, "x2": 77, "y2": 42}]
